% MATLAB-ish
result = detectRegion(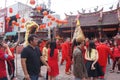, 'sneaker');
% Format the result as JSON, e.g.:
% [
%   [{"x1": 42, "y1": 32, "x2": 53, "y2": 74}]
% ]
[
  {"x1": 117, "y1": 71, "x2": 120, "y2": 74},
  {"x1": 110, "y1": 70, "x2": 114, "y2": 73}
]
